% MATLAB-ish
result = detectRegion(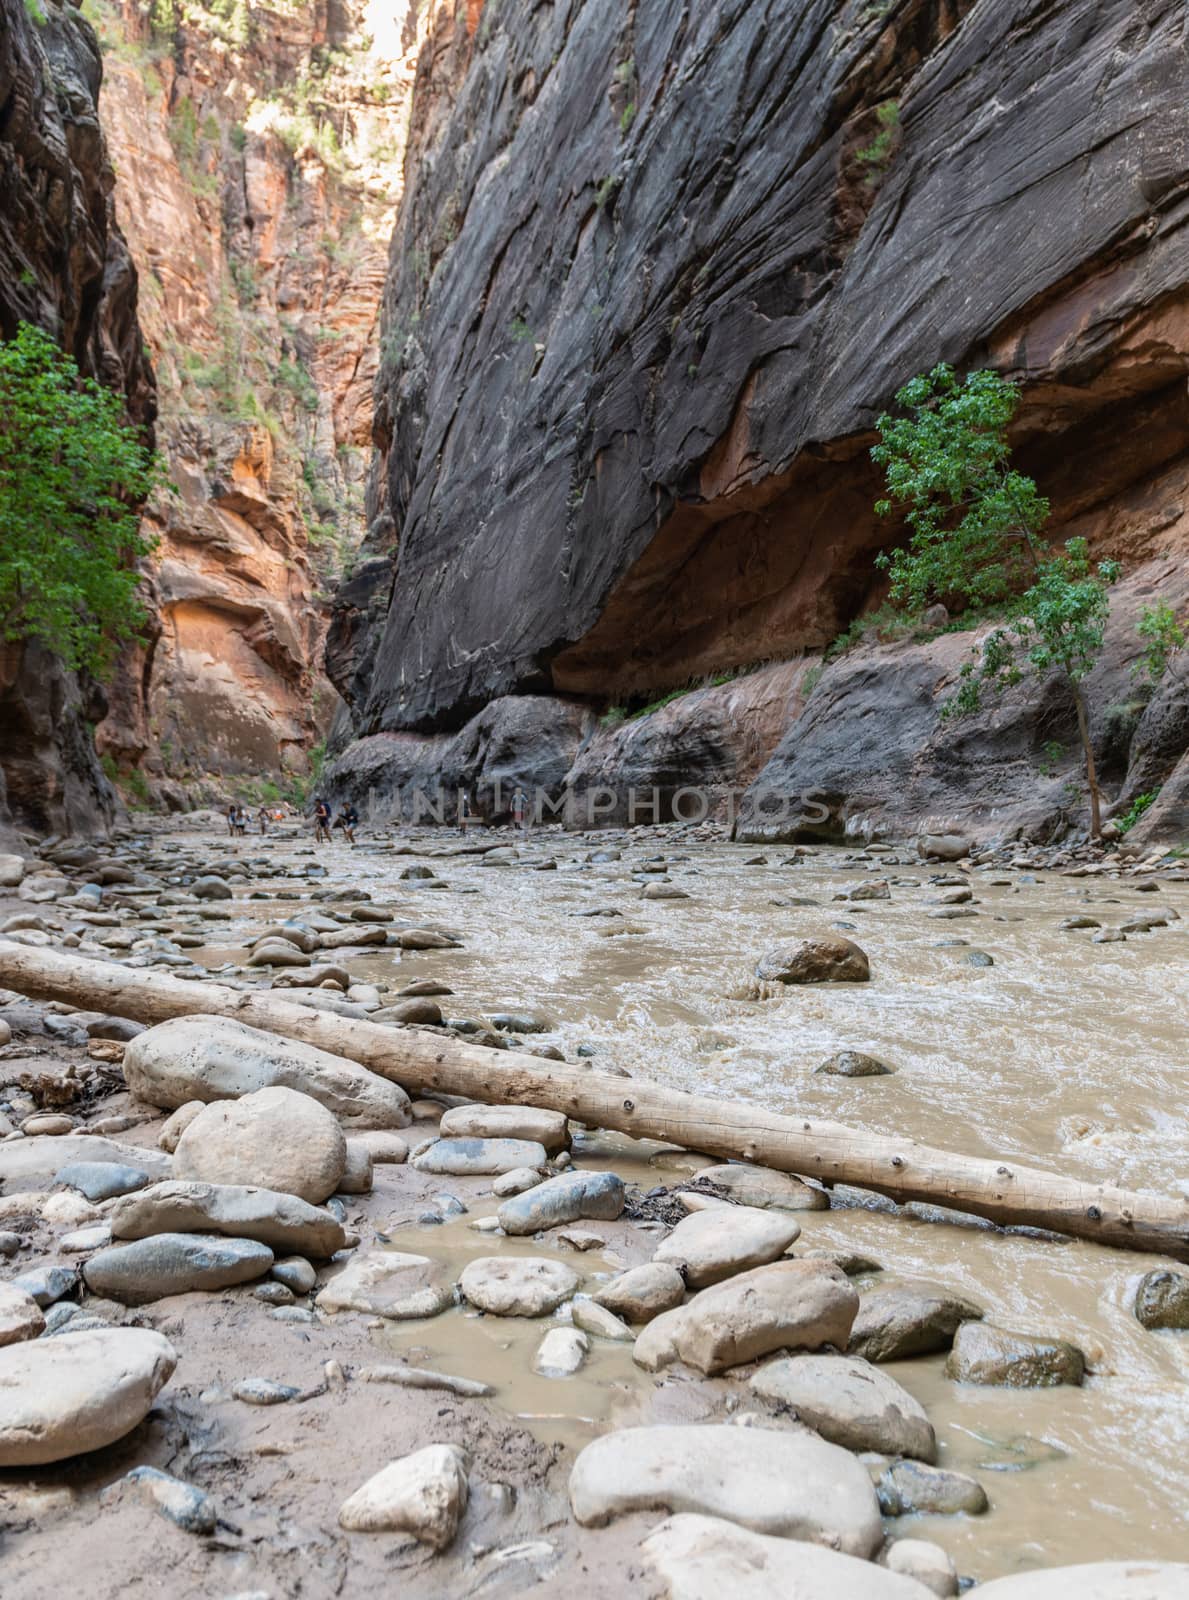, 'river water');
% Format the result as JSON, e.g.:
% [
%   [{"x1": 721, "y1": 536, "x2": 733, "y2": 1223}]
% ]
[{"x1": 215, "y1": 826, "x2": 1189, "y2": 1578}]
